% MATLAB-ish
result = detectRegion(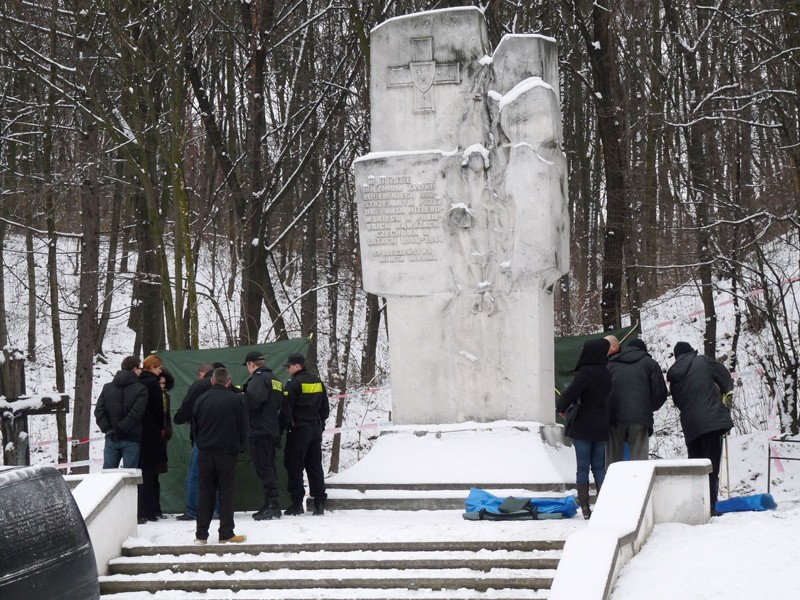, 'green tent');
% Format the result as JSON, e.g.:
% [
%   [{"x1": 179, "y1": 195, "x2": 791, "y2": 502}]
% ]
[{"x1": 158, "y1": 337, "x2": 309, "y2": 513}]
